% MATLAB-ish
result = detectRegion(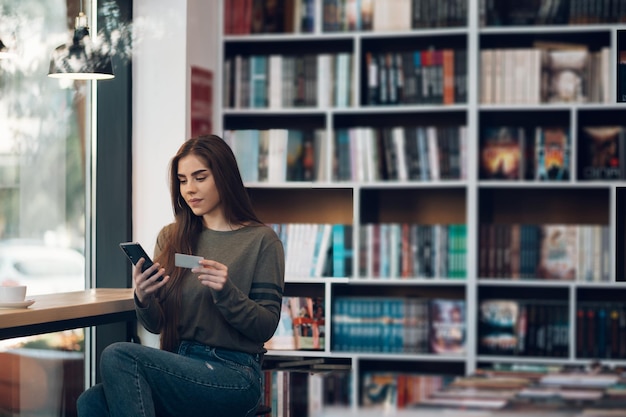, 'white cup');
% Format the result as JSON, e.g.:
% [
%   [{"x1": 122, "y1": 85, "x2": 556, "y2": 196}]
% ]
[{"x1": 0, "y1": 285, "x2": 27, "y2": 303}]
